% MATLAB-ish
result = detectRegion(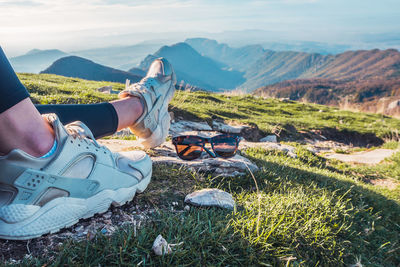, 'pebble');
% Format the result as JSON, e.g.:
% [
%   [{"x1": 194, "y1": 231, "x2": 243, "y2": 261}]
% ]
[
  {"x1": 152, "y1": 235, "x2": 172, "y2": 256},
  {"x1": 185, "y1": 188, "x2": 235, "y2": 210},
  {"x1": 259, "y1": 135, "x2": 278, "y2": 143}
]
